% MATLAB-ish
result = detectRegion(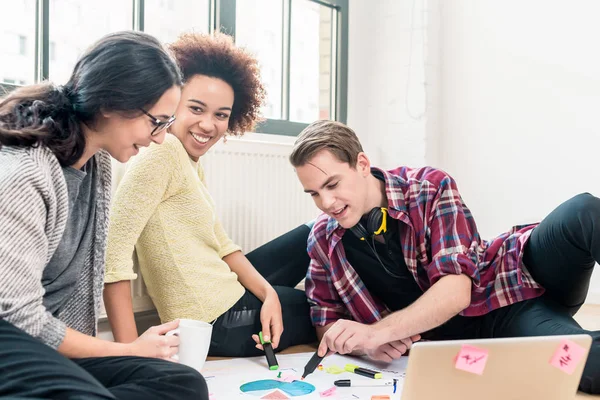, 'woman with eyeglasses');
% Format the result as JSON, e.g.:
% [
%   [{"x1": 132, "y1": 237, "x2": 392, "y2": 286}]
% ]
[
  {"x1": 0, "y1": 31, "x2": 209, "y2": 400},
  {"x1": 104, "y1": 32, "x2": 316, "y2": 358}
]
